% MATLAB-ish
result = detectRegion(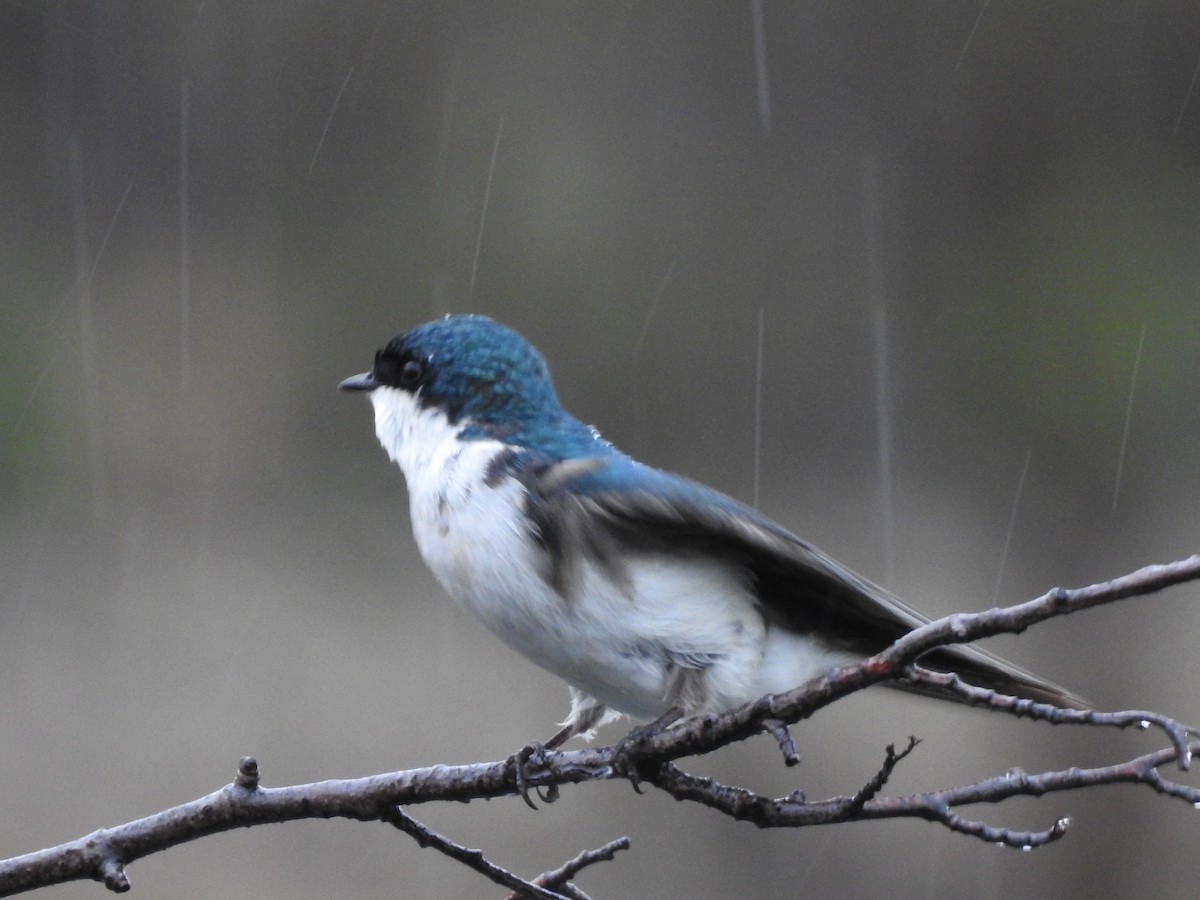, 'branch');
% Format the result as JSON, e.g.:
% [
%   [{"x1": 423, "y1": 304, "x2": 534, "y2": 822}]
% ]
[
  {"x1": 641, "y1": 740, "x2": 1200, "y2": 845},
  {"x1": 383, "y1": 807, "x2": 566, "y2": 900},
  {"x1": 1, "y1": 556, "x2": 1198, "y2": 896},
  {"x1": 903, "y1": 665, "x2": 1197, "y2": 766},
  {"x1": 386, "y1": 806, "x2": 627, "y2": 900},
  {"x1": 505, "y1": 837, "x2": 632, "y2": 900}
]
